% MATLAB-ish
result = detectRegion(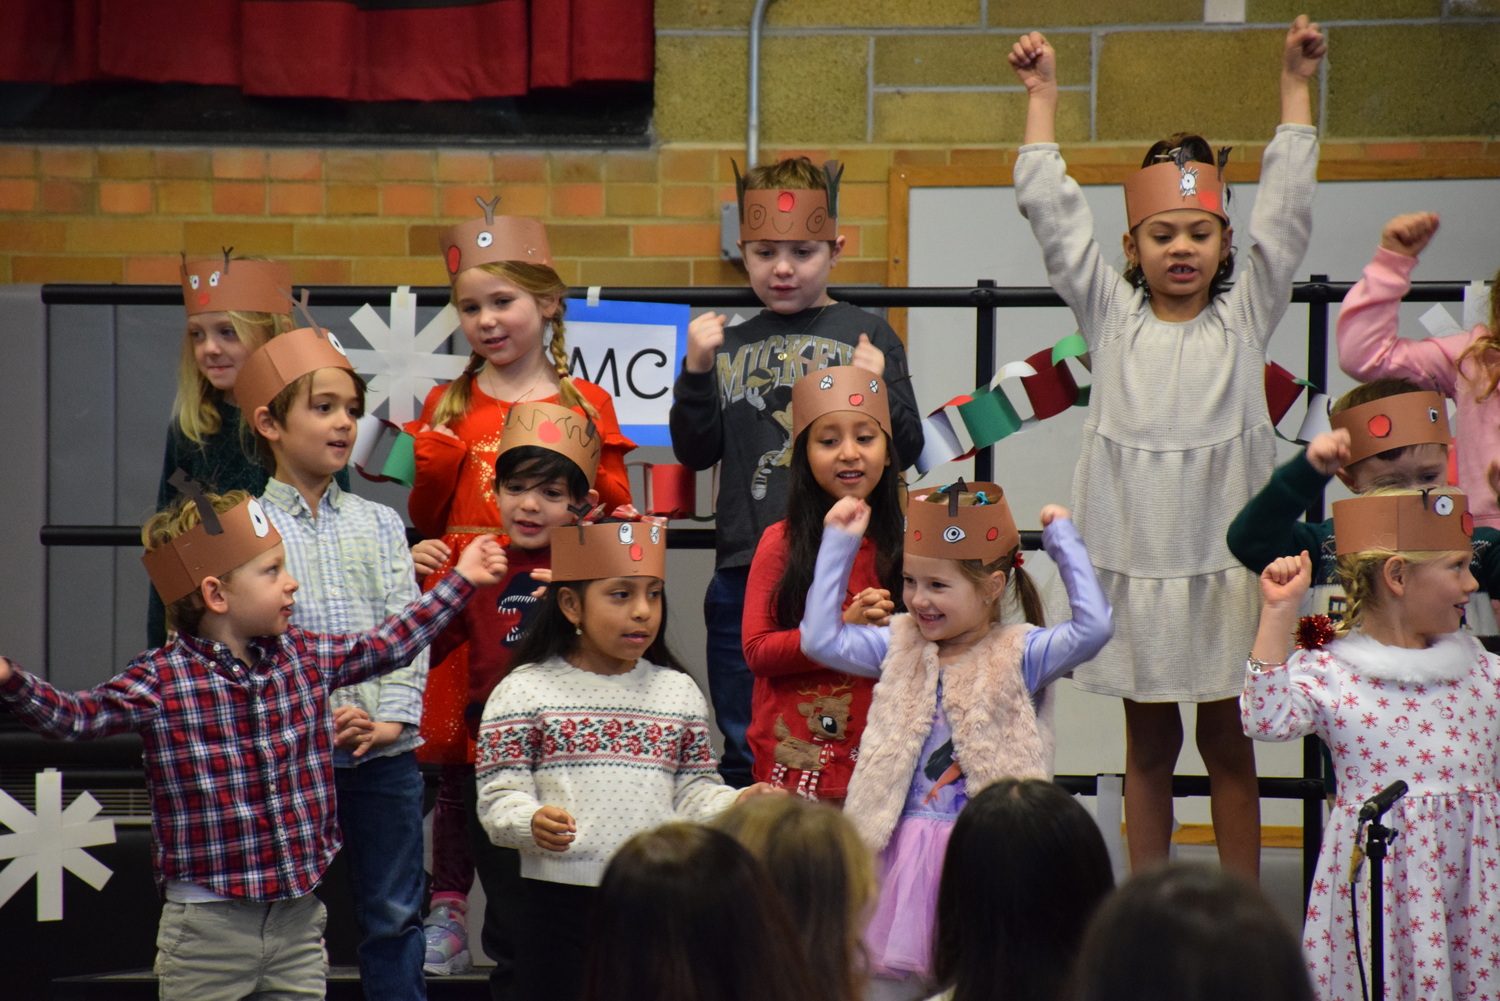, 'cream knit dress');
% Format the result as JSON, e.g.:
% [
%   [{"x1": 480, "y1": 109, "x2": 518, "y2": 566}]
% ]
[{"x1": 1013, "y1": 124, "x2": 1319, "y2": 702}]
